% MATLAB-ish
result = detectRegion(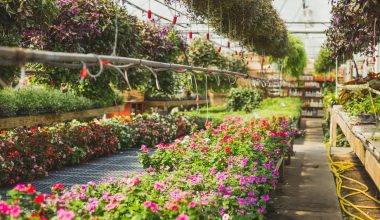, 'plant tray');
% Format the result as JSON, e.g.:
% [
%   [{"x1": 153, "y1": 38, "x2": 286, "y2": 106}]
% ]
[{"x1": 0, "y1": 105, "x2": 124, "y2": 130}]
